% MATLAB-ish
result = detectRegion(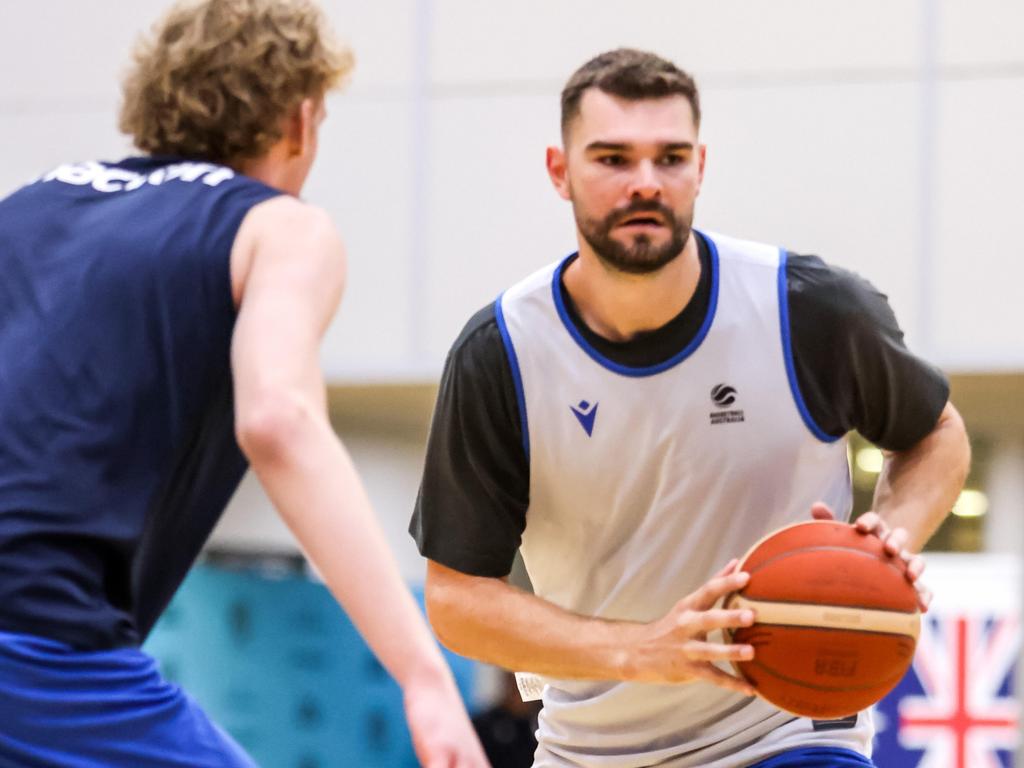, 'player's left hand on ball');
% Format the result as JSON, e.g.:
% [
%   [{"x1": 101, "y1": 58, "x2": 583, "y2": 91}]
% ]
[
  {"x1": 810, "y1": 502, "x2": 931, "y2": 613},
  {"x1": 403, "y1": 670, "x2": 490, "y2": 768}
]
